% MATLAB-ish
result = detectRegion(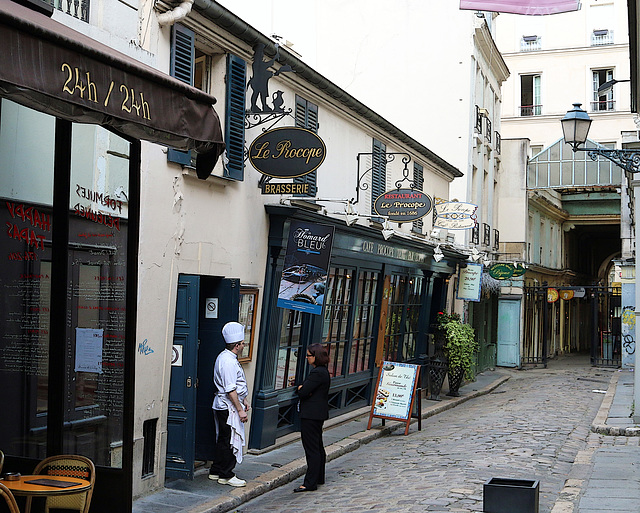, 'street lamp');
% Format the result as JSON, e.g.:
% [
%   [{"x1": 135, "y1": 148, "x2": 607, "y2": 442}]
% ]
[{"x1": 561, "y1": 103, "x2": 640, "y2": 173}]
